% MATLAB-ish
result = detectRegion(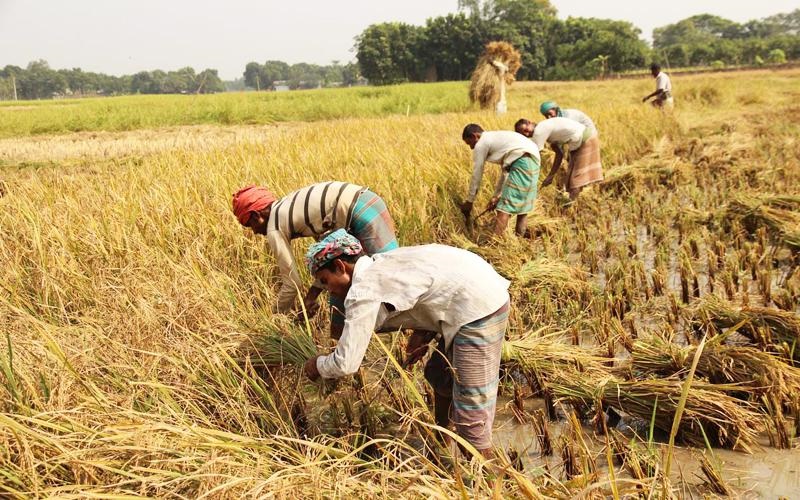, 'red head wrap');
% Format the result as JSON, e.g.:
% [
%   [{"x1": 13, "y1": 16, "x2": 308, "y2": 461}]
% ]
[{"x1": 232, "y1": 185, "x2": 277, "y2": 225}]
